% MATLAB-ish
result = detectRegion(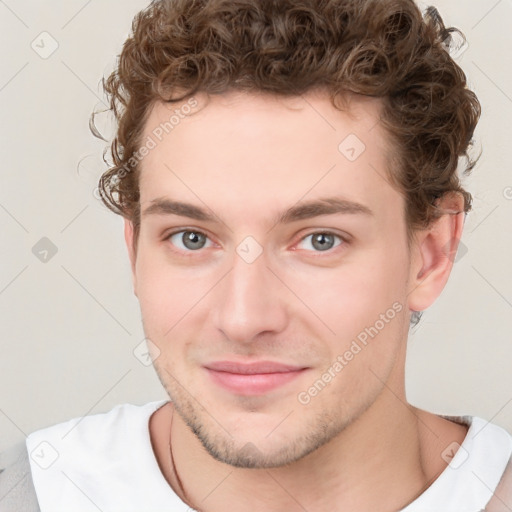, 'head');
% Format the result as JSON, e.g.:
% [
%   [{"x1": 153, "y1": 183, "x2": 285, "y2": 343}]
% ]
[{"x1": 93, "y1": 0, "x2": 480, "y2": 468}]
